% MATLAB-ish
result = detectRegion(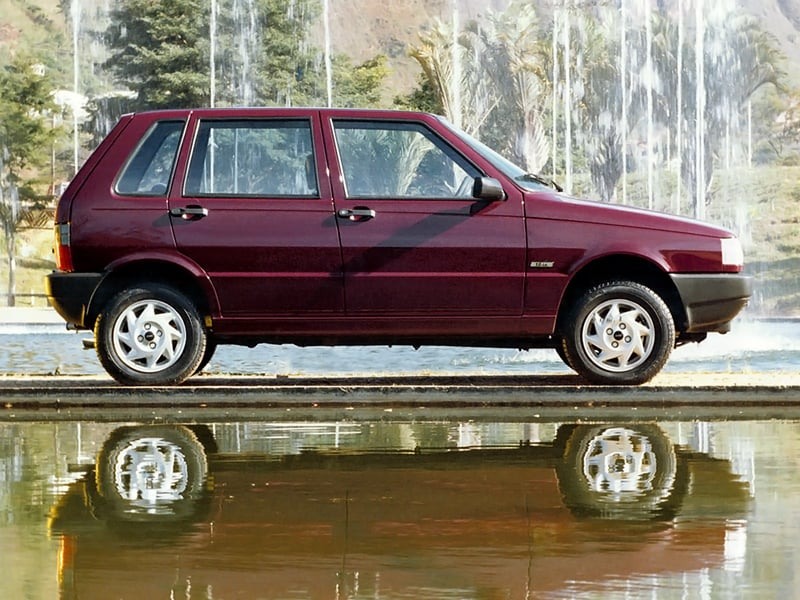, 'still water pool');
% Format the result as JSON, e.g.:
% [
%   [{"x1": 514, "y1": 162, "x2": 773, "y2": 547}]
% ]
[{"x1": 0, "y1": 415, "x2": 797, "y2": 598}]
